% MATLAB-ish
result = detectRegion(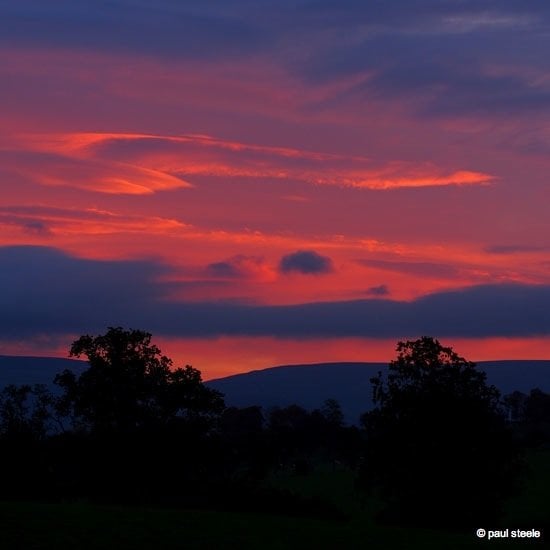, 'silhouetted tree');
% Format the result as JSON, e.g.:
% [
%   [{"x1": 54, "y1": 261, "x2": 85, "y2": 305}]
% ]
[
  {"x1": 219, "y1": 406, "x2": 270, "y2": 479},
  {"x1": 504, "y1": 390, "x2": 527, "y2": 423},
  {"x1": 46, "y1": 328, "x2": 227, "y2": 503},
  {"x1": 54, "y1": 327, "x2": 224, "y2": 435},
  {"x1": 0, "y1": 384, "x2": 58, "y2": 498},
  {"x1": 320, "y1": 398, "x2": 344, "y2": 428},
  {"x1": 360, "y1": 337, "x2": 523, "y2": 527},
  {"x1": 505, "y1": 388, "x2": 550, "y2": 446},
  {"x1": 0, "y1": 384, "x2": 55, "y2": 441},
  {"x1": 523, "y1": 388, "x2": 550, "y2": 424},
  {"x1": 220, "y1": 406, "x2": 264, "y2": 439}
]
